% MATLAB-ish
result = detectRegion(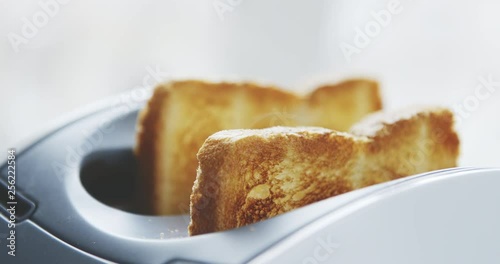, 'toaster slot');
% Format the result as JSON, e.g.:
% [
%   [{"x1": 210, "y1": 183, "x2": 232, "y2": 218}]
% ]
[{"x1": 80, "y1": 148, "x2": 141, "y2": 213}]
